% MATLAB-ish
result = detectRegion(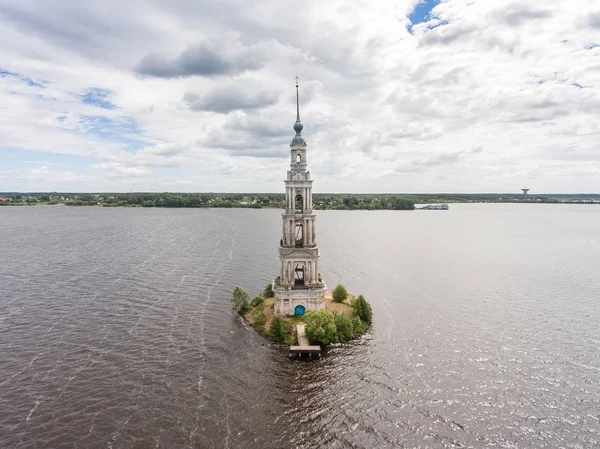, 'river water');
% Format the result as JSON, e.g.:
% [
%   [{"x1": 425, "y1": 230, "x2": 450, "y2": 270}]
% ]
[{"x1": 1, "y1": 204, "x2": 599, "y2": 448}]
